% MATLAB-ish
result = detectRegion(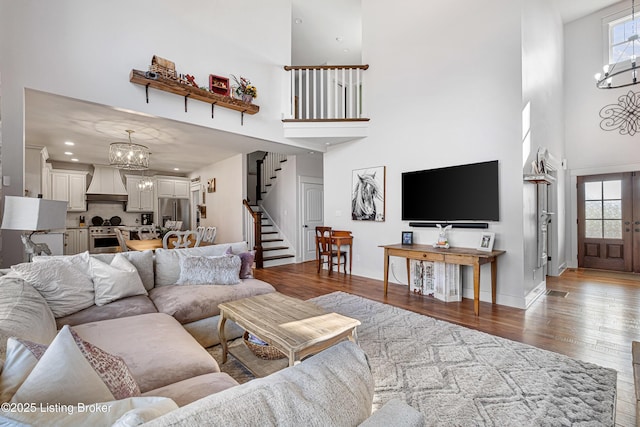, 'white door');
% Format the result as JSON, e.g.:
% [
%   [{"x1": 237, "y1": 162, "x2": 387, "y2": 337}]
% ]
[{"x1": 301, "y1": 179, "x2": 324, "y2": 262}]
